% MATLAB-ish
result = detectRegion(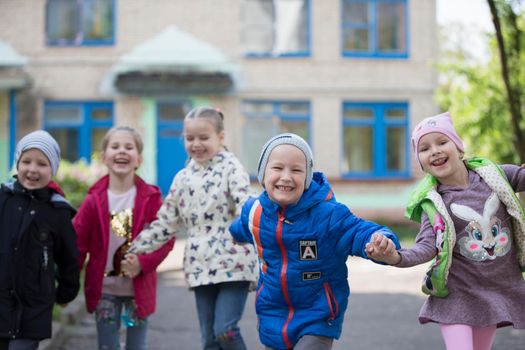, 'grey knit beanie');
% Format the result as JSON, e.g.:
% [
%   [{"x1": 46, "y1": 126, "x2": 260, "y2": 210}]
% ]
[
  {"x1": 15, "y1": 130, "x2": 61, "y2": 176},
  {"x1": 257, "y1": 133, "x2": 314, "y2": 189}
]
